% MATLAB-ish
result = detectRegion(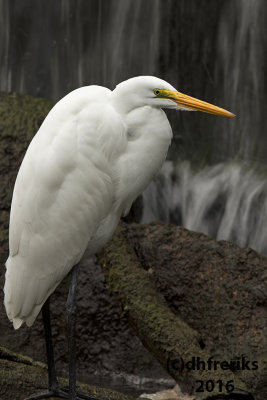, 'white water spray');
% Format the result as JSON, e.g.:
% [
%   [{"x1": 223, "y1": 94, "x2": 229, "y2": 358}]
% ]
[{"x1": 143, "y1": 162, "x2": 267, "y2": 255}]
